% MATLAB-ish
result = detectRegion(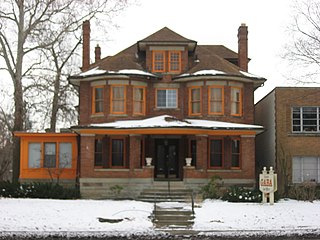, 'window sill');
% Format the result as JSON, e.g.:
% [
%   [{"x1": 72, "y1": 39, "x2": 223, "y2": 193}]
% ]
[
  {"x1": 90, "y1": 113, "x2": 105, "y2": 118},
  {"x1": 94, "y1": 168, "x2": 129, "y2": 172},
  {"x1": 154, "y1": 108, "x2": 180, "y2": 111},
  {"x1": 207, "y1": 169, "x2": 242, "y2": 173},
  {"x1": 289, "y1": 133, "x2": 320, "y2": 137},
  {"x1": 109, "y1": 114, "x2": 128, "y2": 117}
]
